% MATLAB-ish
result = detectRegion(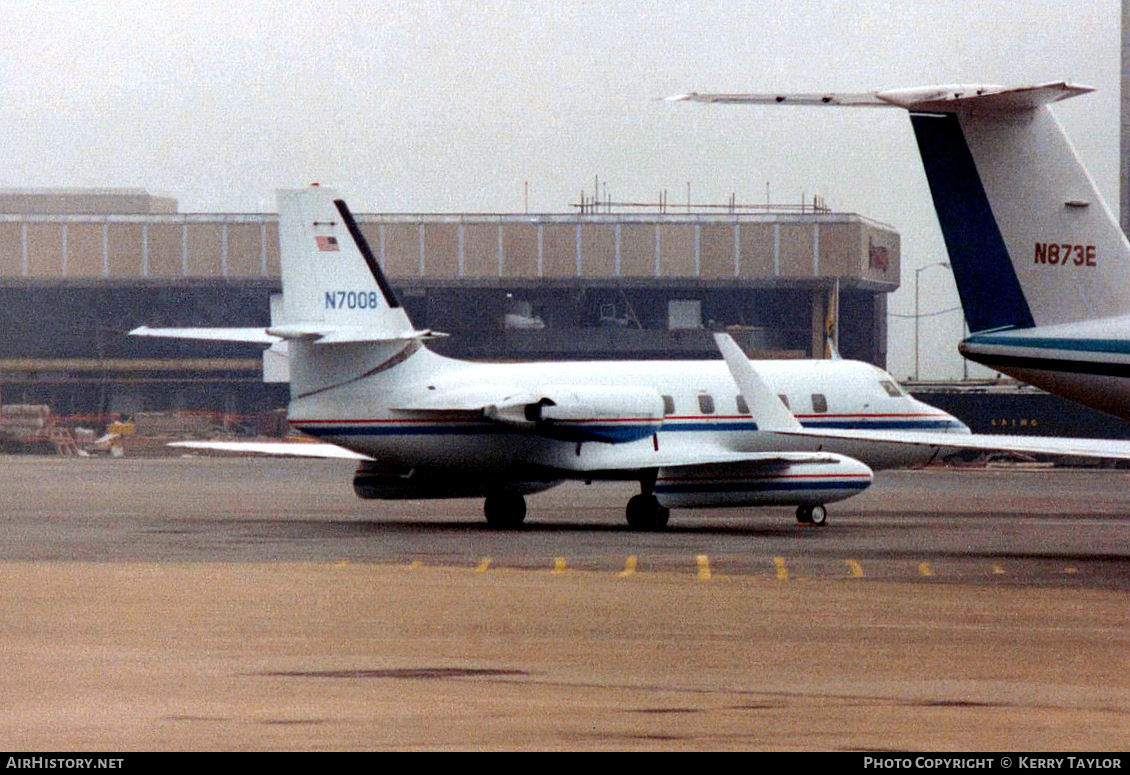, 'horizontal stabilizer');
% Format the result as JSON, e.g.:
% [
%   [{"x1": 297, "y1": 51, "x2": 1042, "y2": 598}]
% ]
[
  {"x1": 667, "y1": 91, "x2": 890, "y2": 106},
  {"x1": 670, "y1": 81, "x2": 1093, "y2": 114},
  {"x1": 130, "y1": 323, "x2": 443, "y2": 346},
  {"x1": 876, "y1": 82, "x2": 1093, "y2": 112},
  {"x1": 129, "y1": 326, "x2": 281, "y2": 345},
  {"x1": 267, "y1": 323, "x2": 445, "y2": 345}
]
